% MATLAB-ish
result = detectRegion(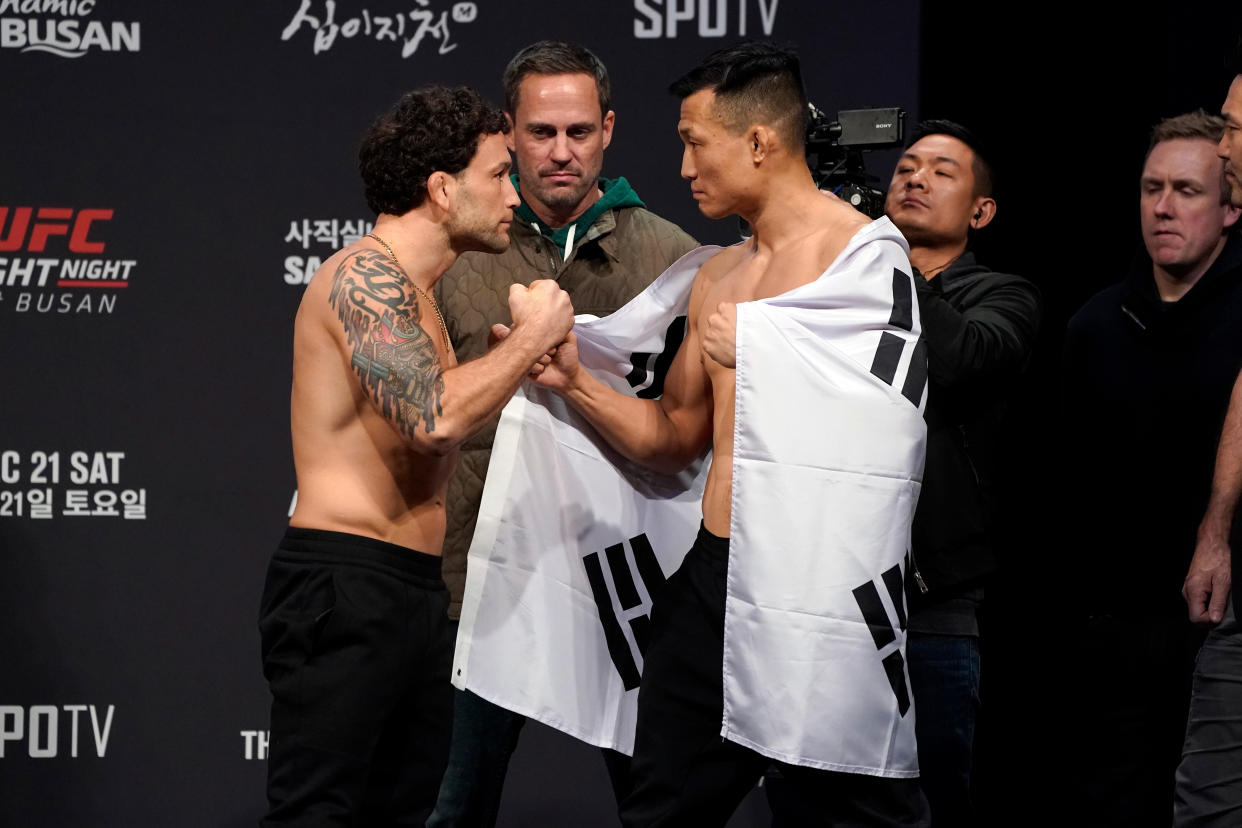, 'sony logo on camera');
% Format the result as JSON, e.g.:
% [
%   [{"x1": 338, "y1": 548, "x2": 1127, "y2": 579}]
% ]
[
  {"x1": 807, "y1": 105, "x2": 906, "y2": 220},
  {"x1": 0, "y1": 704, "x2": 114, "y2": 759}
]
